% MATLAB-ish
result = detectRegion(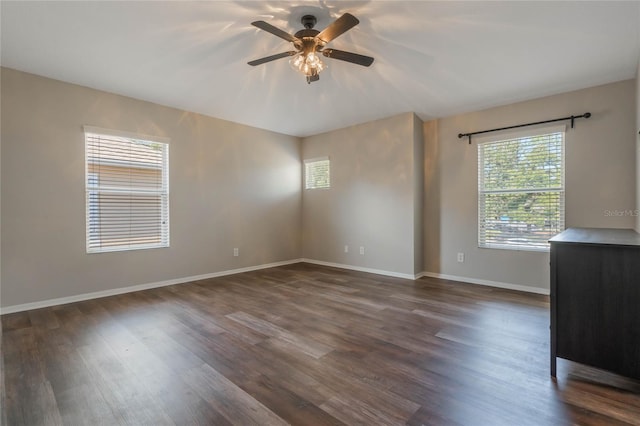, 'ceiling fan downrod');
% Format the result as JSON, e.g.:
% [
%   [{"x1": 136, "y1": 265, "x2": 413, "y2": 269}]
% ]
[{"x1": 301, "y1": 15, "x2": 317, "y2": 29}]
